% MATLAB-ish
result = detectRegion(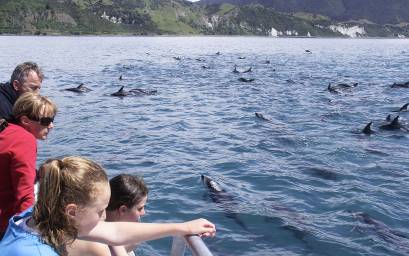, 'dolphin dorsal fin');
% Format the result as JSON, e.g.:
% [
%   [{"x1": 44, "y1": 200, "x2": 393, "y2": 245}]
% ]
[
  {"x1": 391, "y1": 115, "x2": 400, "y2": 126},
  {"x1": 362, "y1": 122, "x2": 373, "y2": 134},
  {"x1": 118, "y1": 86, "x2": 124, "y2": 92},
  {"x1": 386, "y1": 114, "x2": 391, "y2": 121},
  {"x1": 401, "y1": 103, "x2": 409, "y2": 111},
  {"x1": 77, "y1": 83, "x2": 84, "y2": 88}
]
